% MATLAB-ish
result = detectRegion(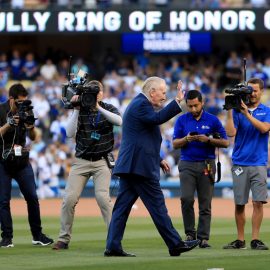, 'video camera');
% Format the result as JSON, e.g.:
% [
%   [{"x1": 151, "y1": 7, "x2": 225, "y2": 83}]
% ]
[
  {"x1": 15, "y1": 100, "x2": 37, "y2": 125},
  {"x1": 223, "y1": 83, "x2": 253, "y2": 111},
  {"x1": 223, "y1": 58, "x2": 253, "y2": 111},
  {"x1": 62, "y1": 57, "x2": 99, "y2": 110}
]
